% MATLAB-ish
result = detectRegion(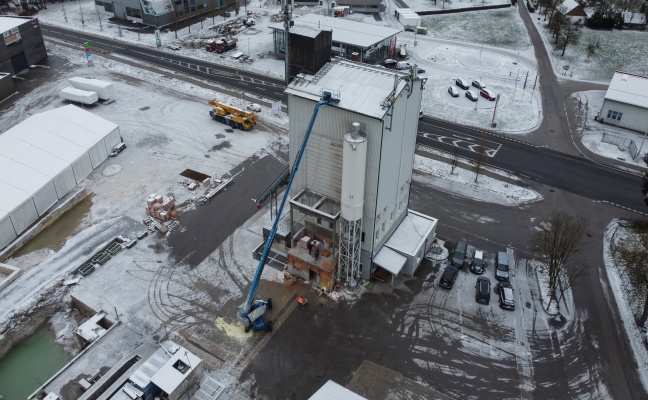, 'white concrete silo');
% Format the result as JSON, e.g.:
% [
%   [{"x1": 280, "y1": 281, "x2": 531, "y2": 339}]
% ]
[{"x1": 338, "y1": 122, "x2": 367, "y2": 284}]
